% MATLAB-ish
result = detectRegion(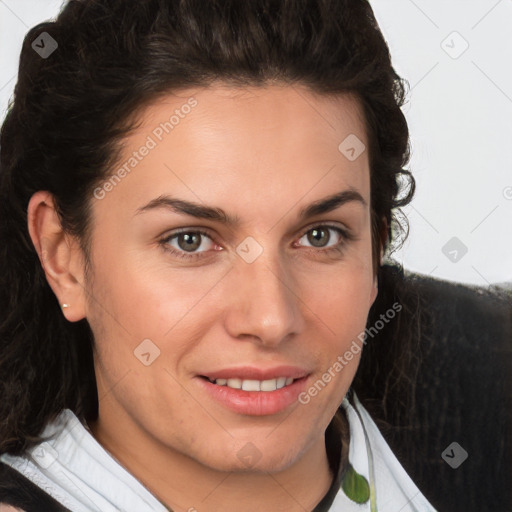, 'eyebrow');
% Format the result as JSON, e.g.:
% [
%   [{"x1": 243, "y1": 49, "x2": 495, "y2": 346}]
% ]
[{"x1": 135, "y1": 189, "x2": 367, "y2": 225}]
